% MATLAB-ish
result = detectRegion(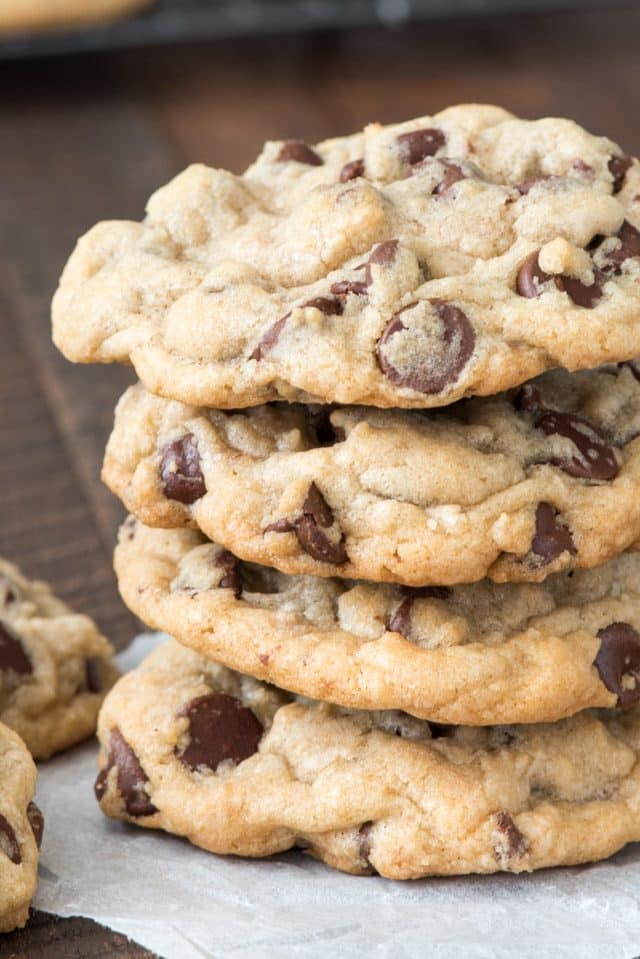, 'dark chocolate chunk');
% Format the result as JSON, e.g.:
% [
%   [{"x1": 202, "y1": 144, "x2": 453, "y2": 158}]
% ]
[
  {"x1": 397, "y1": 128, "x2": 445, "y2": 165},
  {"x1": 594, "y1": 622, "x2": 640, "y2": 708},
  {"x1": 176, "y1": 692, "x2": 263, "y2": 772},
  {"x1": 214, "y1": 550, "x2": 242, "y2": 598},
  {"x1": 294, "y1": 483, "x2": 348, "y2": 565},
  {"x1": 340, "y1": 158, "x2": 365, "y2": 182},
  {"x1": 95, "y1": 727, "x2": 157, "y2": 817},
  {"x1": 160, "y1": 435, "x2": 206, "y2": 505},
  {"x1": 530, "y1": 502, "x2": 577, "y2": 565},
  {"x1": 0, "y1": 814, "x2": 20, "y2": 864},
  {"x1": 277, "y1": 141, "x2": 323, "y2": 166},
  {"x1": 609, "y1": 154, "x2": 632, "y2": 193},
  {"x1": 26, "y1": 802, "x2": 44, "y2": 849}
]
